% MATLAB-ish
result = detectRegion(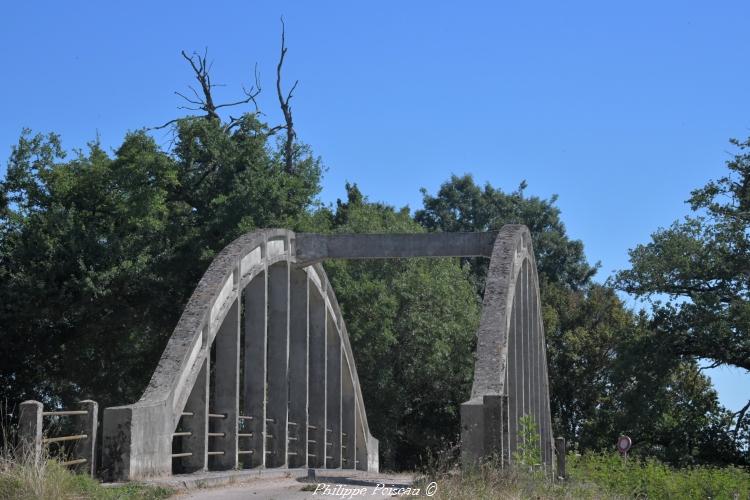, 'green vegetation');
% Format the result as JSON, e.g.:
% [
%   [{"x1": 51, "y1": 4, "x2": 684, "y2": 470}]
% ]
[
  {"x1": 0, "y1": 448, "x2": 172, "y2": 500},
  {"x1": 613, "y1": 137, "x2": 750, "y2": 451},
  {"x1": 415, "y1": 174, "x2": 746, "y2": 466},
  {"x1": 0, "y1": 115, "x2": 320, "y2": 409},
  {"x1": 310, "y1": 184, "x2": 481, "y2": 468},
  {"x1": 0, "y1": 48, "x2": 748, "y2": 487},
  {"x1": 568, "y1": 453, "x2": 750, "y2": 499},
  {"x1": 514, "y1": 415, "x2": 542, "y2": 469},
  {"x1": 418, "y1": 453, "x2": 750, "y2": 499}
]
